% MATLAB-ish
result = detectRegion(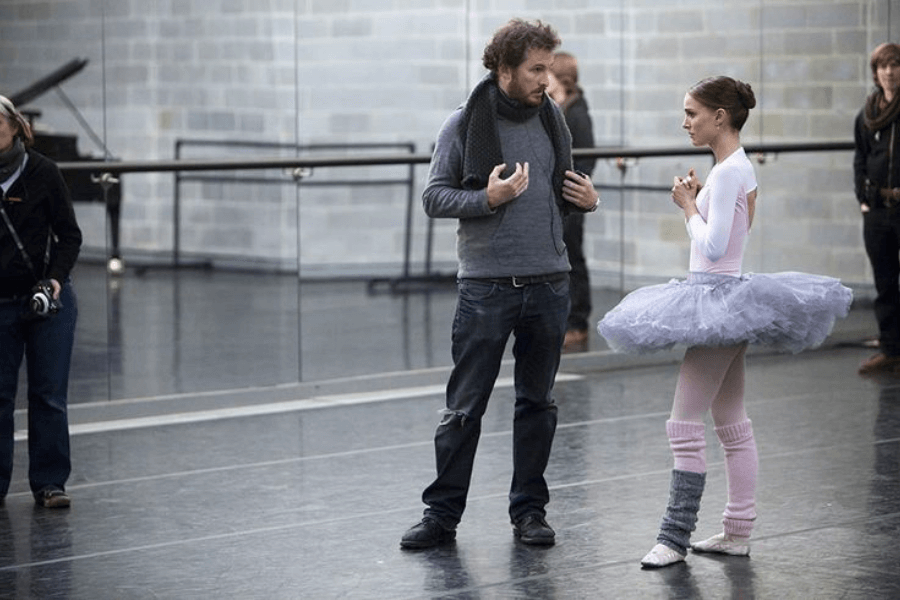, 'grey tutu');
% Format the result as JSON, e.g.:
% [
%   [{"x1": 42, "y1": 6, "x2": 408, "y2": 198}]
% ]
[{"x1": 597, "y1": 272, "x2": 853, "y2": 354}]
